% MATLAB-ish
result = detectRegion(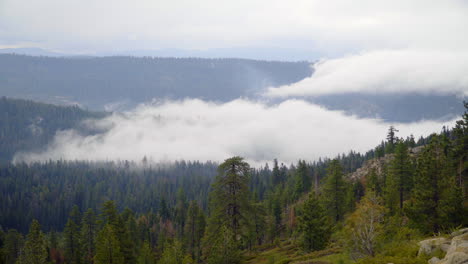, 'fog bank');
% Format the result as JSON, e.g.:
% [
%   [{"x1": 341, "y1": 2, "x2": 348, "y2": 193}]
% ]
[{"x1": 14, "y1": 99, "x2": 457, "y2": 166}]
